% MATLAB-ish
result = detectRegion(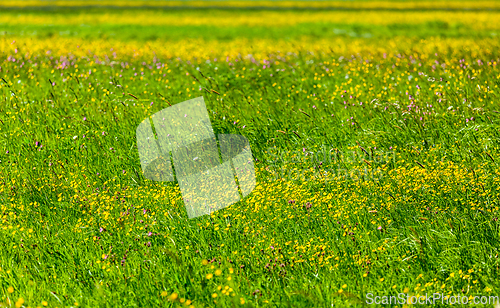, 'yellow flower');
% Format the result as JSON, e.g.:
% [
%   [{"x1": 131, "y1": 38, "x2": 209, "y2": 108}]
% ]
[
  {"x1": 212, "y1": 293, "x2": 218, "y2": 298},
  {"x1": 42, "y1": 301, "x2": 48, "y2": 307},
  {"x1": 206, "y1": 273, "x2": 213, "y2": 279},
  {"x1": 169, "y1": 292, "x2": 178, "y2": 301},
  {"x1": 15, "y1": 298, "x2": 24, "y2": 308},
  {"x1": 7, "y1": 286, "x2": 14, "y2": 293},
  {"x1": 160, "y1": 291, "x2": 168, "y2": 297},
  {"x1": 215, "y1": 269, "x2": 222, "y2": 276},
  {"x1": 202, "y1": 259, "x2": 208, "y2": 265}
]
